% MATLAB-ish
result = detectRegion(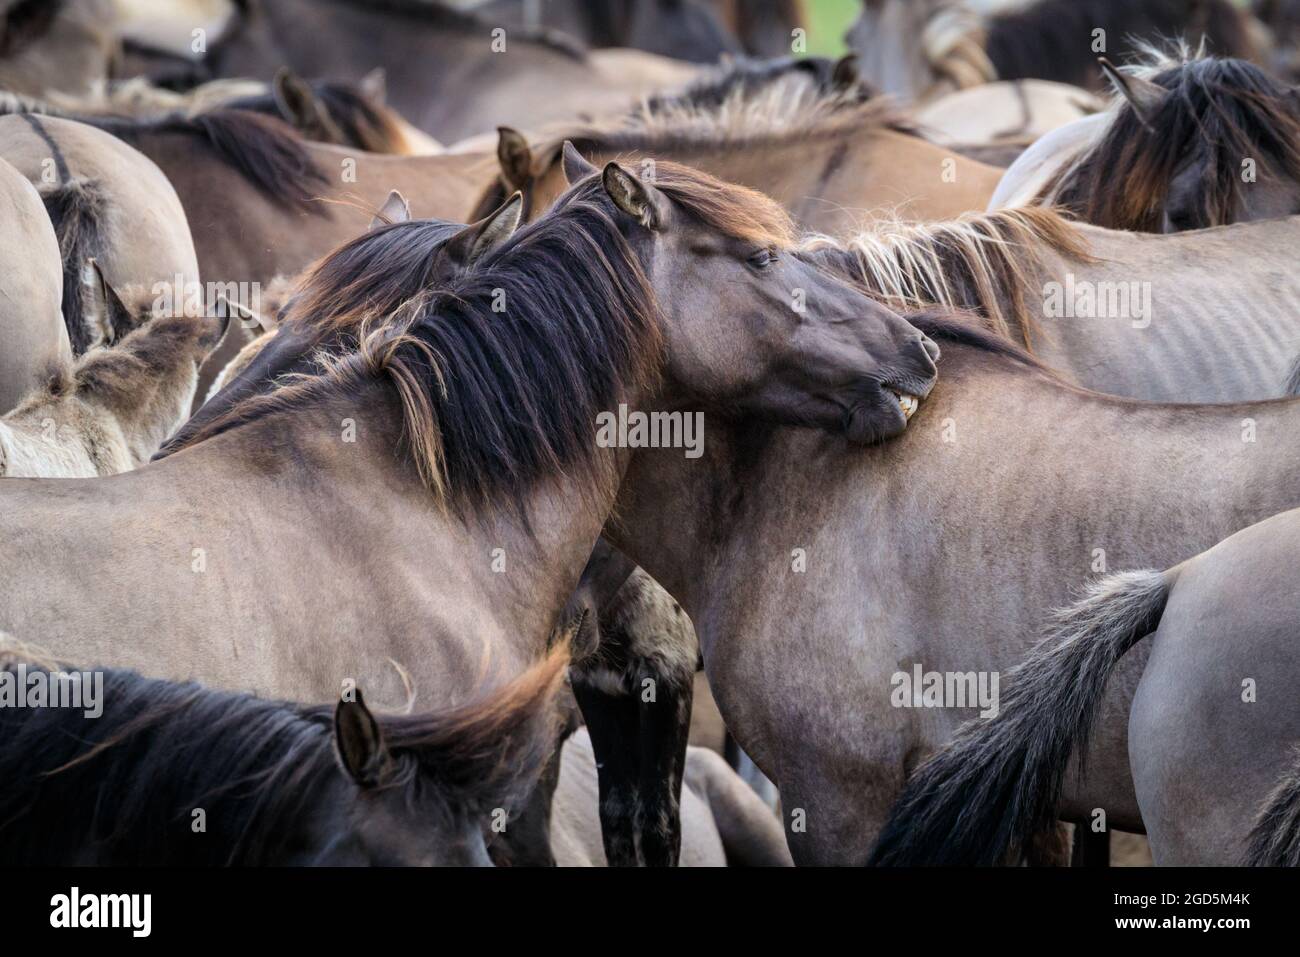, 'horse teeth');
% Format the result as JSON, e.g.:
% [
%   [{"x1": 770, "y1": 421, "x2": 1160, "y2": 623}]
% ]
[{"x1": 889, "y1": 390, "x2": 919, "y2": 420}]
